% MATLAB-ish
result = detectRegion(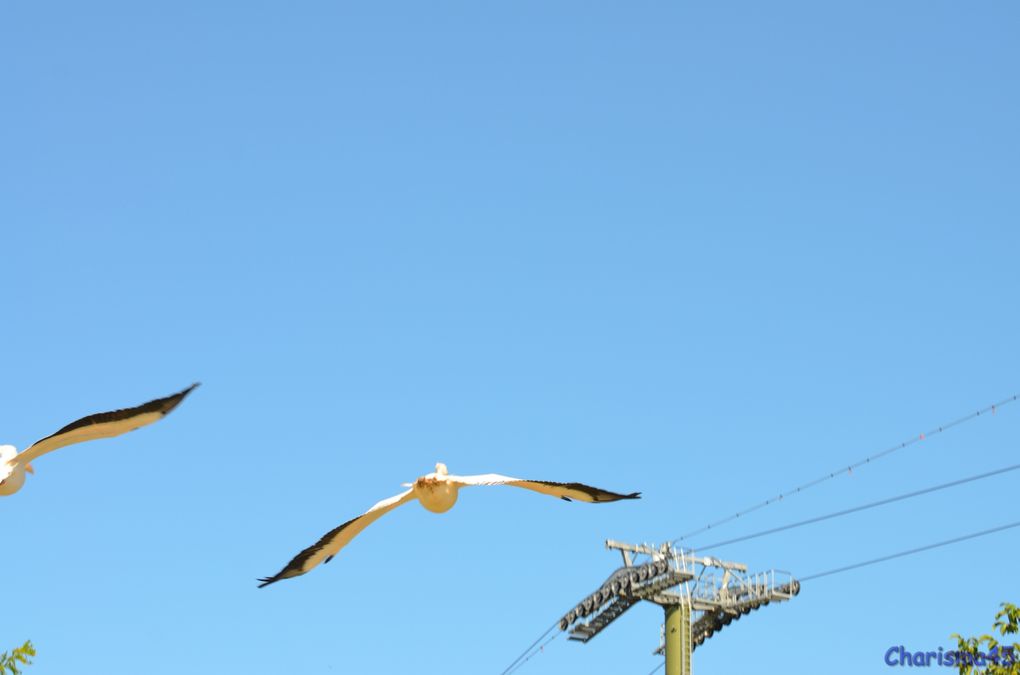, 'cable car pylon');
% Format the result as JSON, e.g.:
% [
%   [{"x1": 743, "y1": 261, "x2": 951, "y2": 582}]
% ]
[{"x1": 558, "y1": 540, "x2": 799, "y2": 675}]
